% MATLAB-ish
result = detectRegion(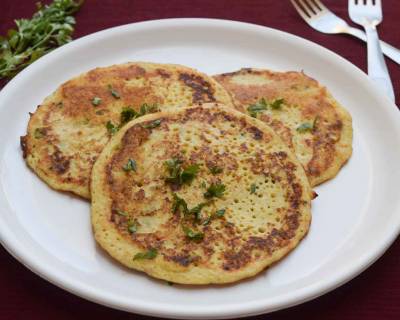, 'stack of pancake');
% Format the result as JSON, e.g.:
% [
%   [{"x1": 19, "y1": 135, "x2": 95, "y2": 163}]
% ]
[{"x1": 21, "y1": 62, "x2": 352, "y2": 284}]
